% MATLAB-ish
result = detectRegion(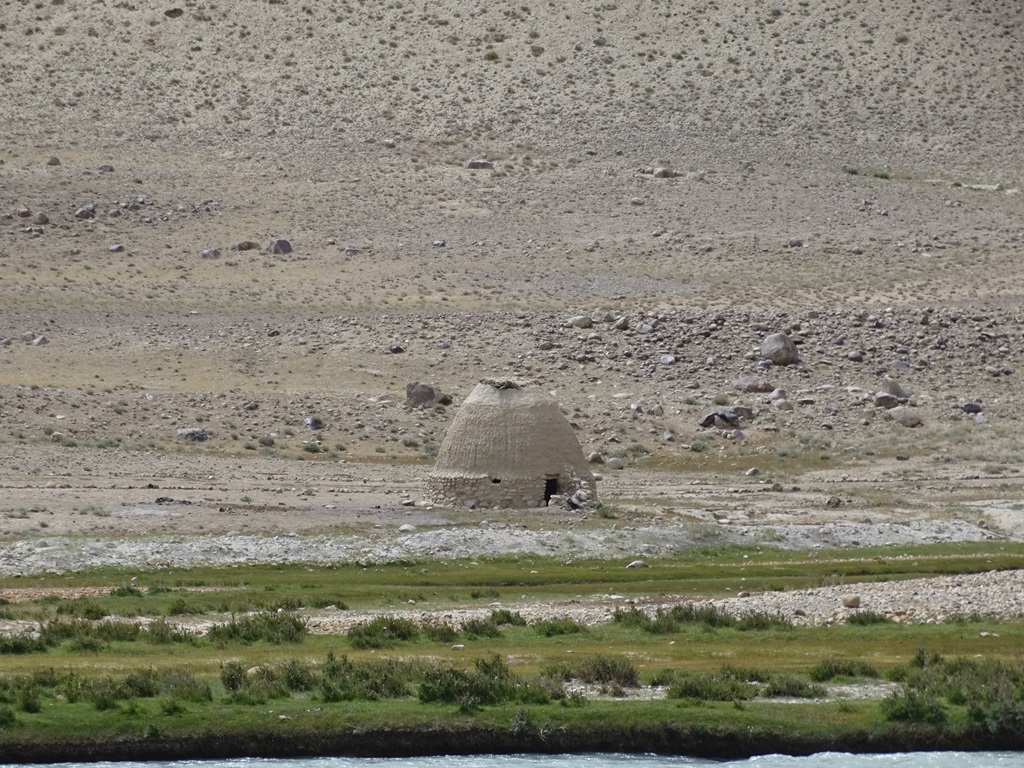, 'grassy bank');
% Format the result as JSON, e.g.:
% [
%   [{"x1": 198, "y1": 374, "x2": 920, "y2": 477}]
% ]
[{"x1": 1, "y1": 544, "x2": 1023, "y2": 761}]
